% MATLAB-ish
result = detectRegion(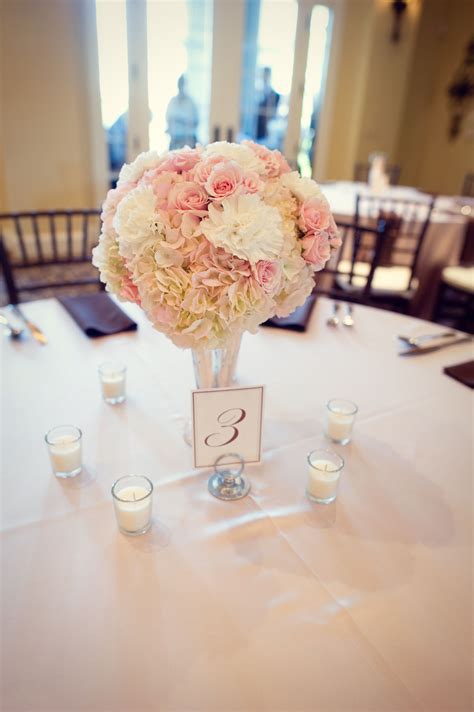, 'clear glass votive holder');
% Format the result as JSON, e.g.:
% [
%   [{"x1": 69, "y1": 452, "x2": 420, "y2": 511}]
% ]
[
  {"x1": 324, "y1": 399, "x2": 358, "y2": 445},
  {"x1": 112, "y1": 475, "x2": 153, "y2": 536},
  {"x1": 99, "y1": 361, "x2": 127, "y2": 405},
  {"x1": 307, "y1": 449, "x2": 344, "y2": 504},
  {"x1": 45, "y1": 425, "x2": 82, "y2": 478}
]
